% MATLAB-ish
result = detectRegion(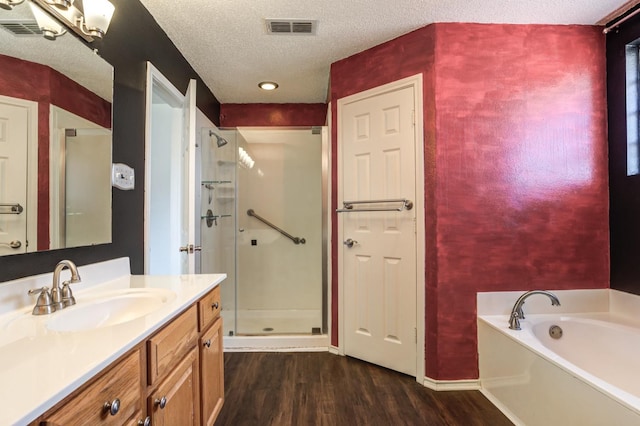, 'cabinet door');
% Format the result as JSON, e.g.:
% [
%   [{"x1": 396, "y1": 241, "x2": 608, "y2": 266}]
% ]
[
  {"x1": 42, "y1": 349, "x2": 143, "y2": 425},
  {"x1": 148, "y1": 348, "x2": 199, "y2": 426},
  {"x1": 200, "y1": 317, "x2": 224, "y2": 426}
]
